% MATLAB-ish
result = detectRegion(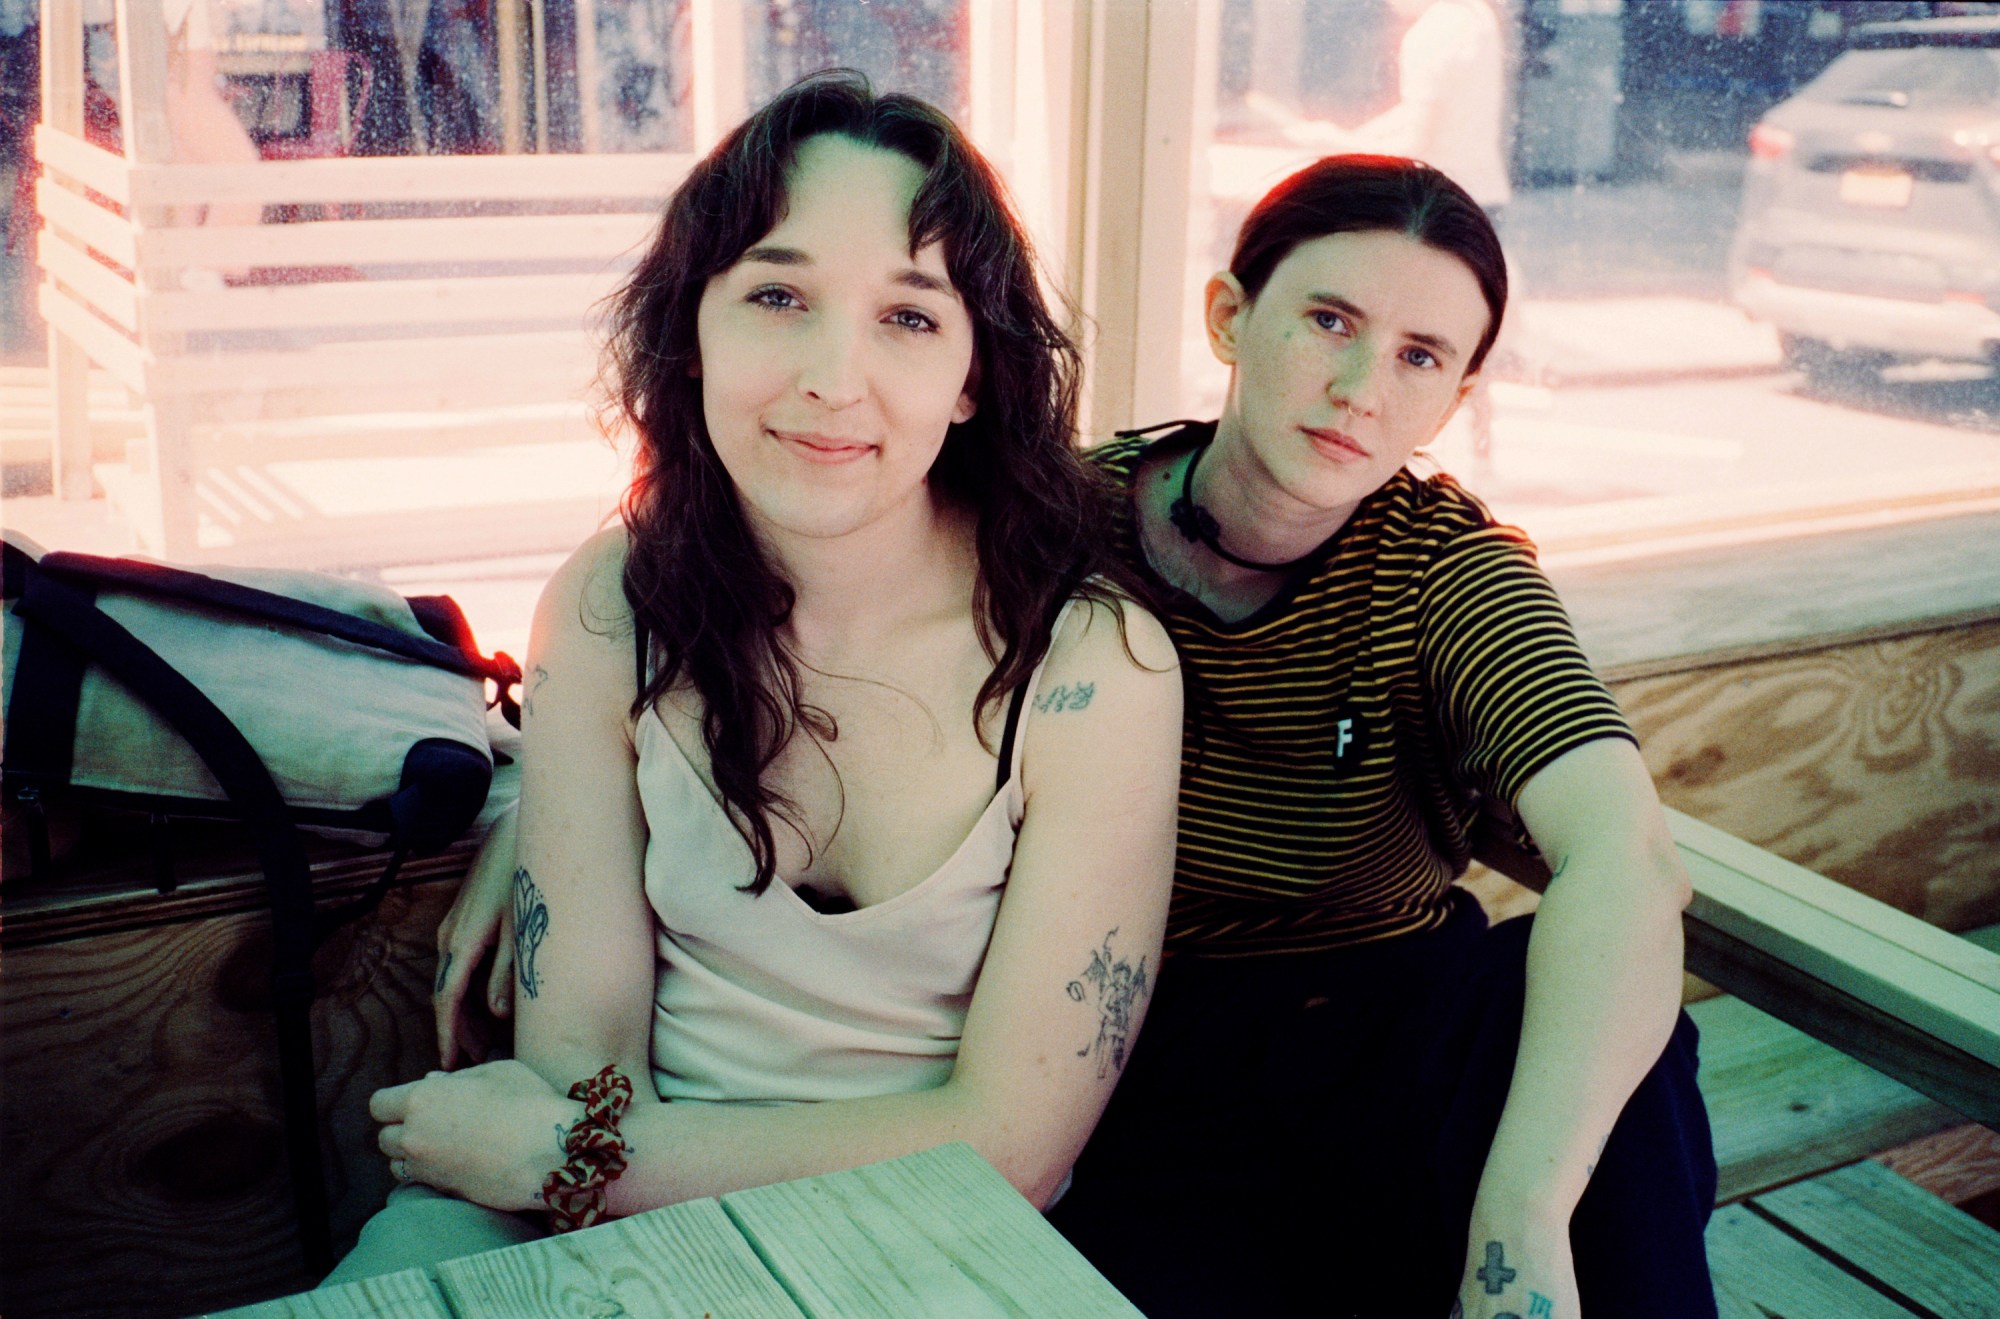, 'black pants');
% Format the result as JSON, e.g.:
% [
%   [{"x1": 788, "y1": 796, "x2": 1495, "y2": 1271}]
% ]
[{"x1": 1048, "y1": 892, "x2": 1718, "y2": 1318}]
